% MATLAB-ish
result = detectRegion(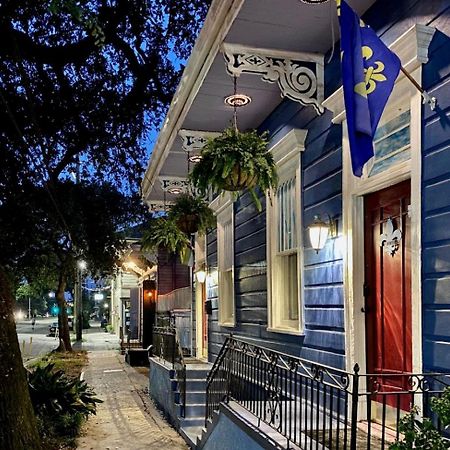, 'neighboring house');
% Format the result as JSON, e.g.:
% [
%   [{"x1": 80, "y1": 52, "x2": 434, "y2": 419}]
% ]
[{"x1": 142, "y1": 0, "x2": 450, "y2": 448}]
